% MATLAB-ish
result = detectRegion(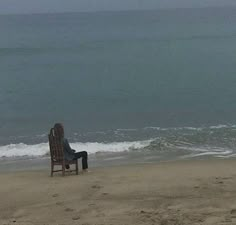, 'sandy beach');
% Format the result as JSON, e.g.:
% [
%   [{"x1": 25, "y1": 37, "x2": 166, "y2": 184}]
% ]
[{"x1": 1, "y1": 159, "x2": 236, "y2": 225}]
